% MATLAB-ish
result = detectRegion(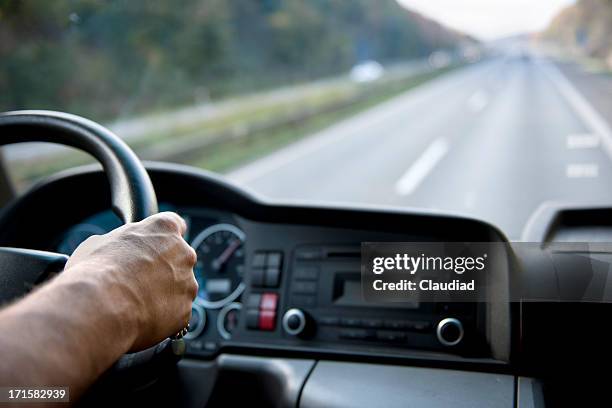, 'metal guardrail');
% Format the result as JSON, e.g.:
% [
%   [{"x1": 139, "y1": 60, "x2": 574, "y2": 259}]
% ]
[{"x1": 137, "y1": 66, "x2": 448, "y2": 164}]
